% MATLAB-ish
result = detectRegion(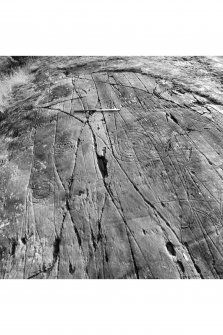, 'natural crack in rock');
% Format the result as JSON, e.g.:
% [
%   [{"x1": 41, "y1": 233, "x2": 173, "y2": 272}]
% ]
[{"x1": 0, "y1": 56, "x2": 223, "y2": 278}]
